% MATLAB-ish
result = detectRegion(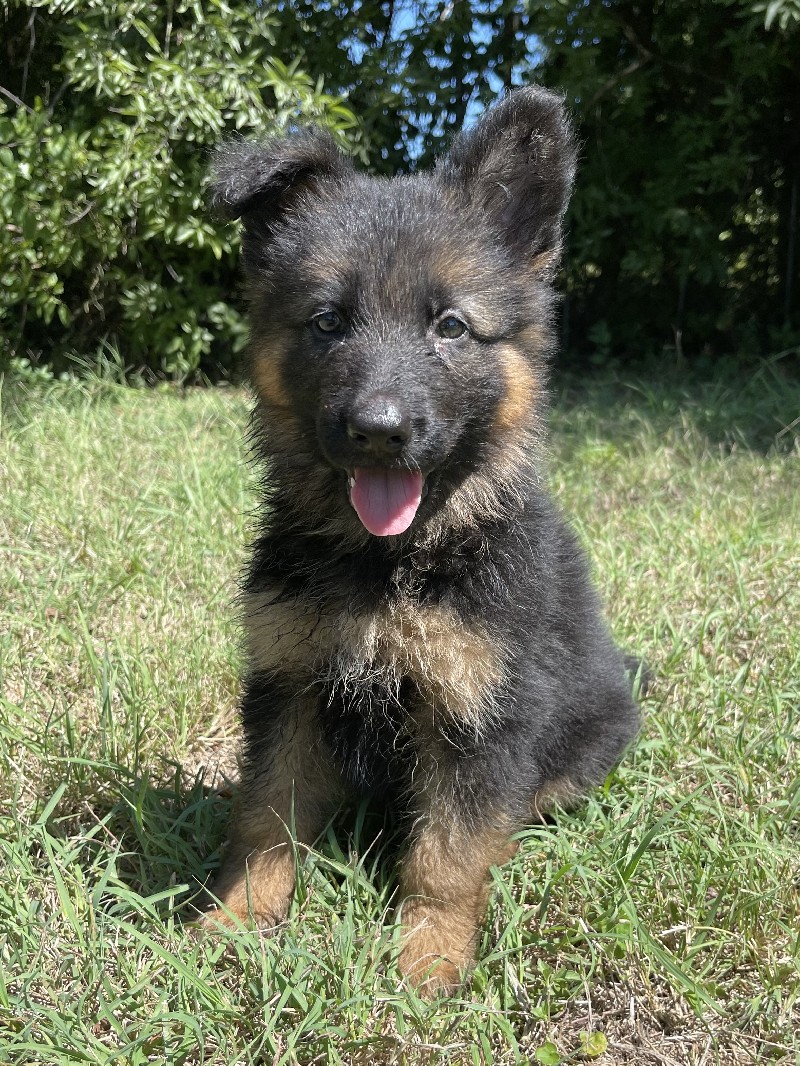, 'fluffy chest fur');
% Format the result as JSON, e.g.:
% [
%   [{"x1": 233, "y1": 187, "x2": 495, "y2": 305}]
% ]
[{"x1": 244, "y1": 574, "x2": 510, "y2": 734}]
